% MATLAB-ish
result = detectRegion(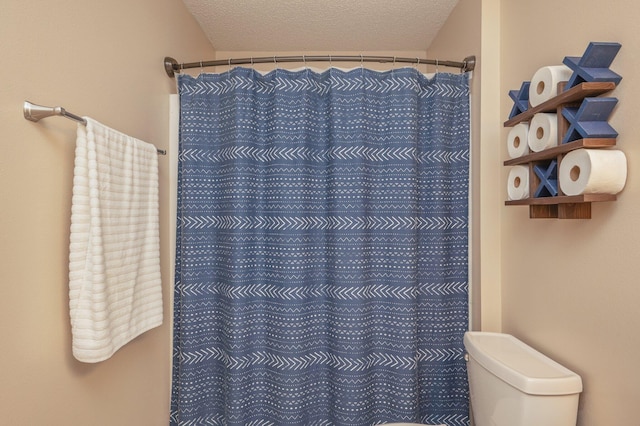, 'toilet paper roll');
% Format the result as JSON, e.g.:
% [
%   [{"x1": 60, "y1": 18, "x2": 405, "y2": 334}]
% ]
[
  {"x1": 507, "y1": 165, "x2": 530, "y2": 200},
  {"x1": 529, "y1": 65, "x2": 573, "y2": 107},
  {"x1": 559, "y1": 149, "x2": 627, "y2": 196},
  {"x1": 528, "y1": 113, "x2": 558, "y2": 152},
  {"x1": 507, "y1": 123, "x2": 530, "y2": 159}
]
